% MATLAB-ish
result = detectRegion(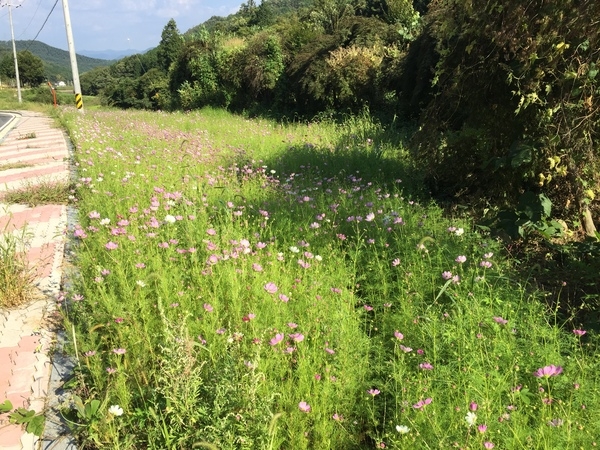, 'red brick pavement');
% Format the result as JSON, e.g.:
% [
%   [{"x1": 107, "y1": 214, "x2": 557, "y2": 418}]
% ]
[{"x1": 0, "y1": 111, "x2": 69, "y2": 450}]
